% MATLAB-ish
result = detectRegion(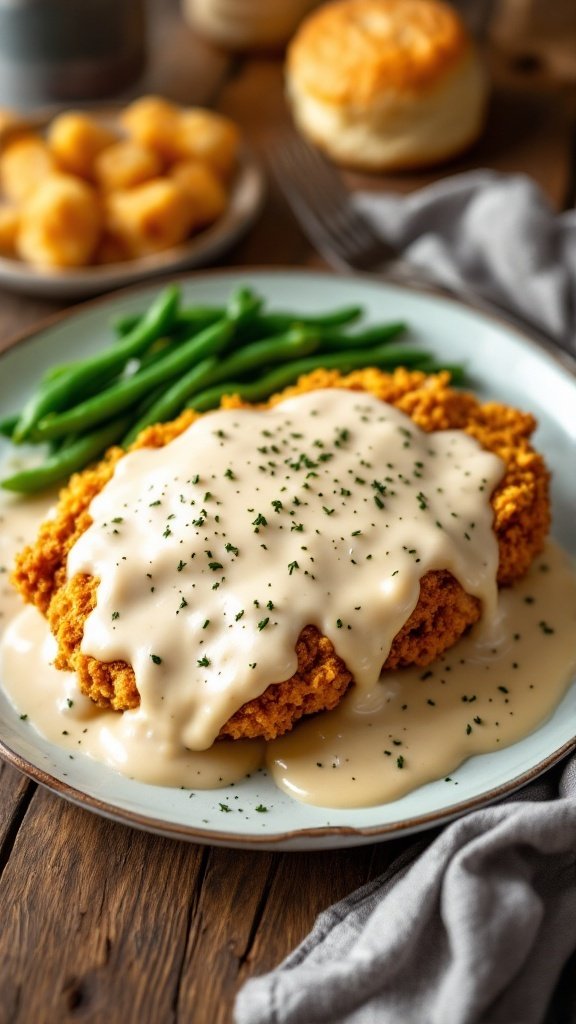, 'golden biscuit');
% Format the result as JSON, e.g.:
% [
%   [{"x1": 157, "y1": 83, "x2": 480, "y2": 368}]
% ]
[{"x1": 286, "y1": 0, "x2": 488, "y2": 171}]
